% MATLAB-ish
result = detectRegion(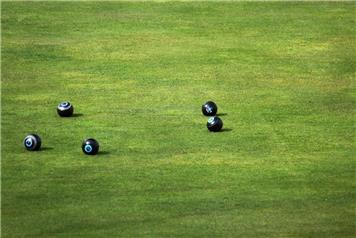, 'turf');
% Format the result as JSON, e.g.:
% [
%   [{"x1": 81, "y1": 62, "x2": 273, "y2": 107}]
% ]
[{"x1": 1, "y1": 1, "x2": 355, "y2": 237}]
